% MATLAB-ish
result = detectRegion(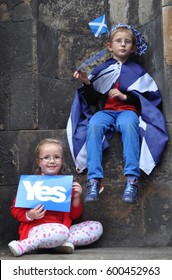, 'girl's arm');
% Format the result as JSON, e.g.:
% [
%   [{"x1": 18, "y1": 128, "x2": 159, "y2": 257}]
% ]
[
  {"x1": 10, "y1": 198, "x2": 46, "y2": 222},
  {"x1": 70, "y1": 182, "x2": 83, "y2": 220}
]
